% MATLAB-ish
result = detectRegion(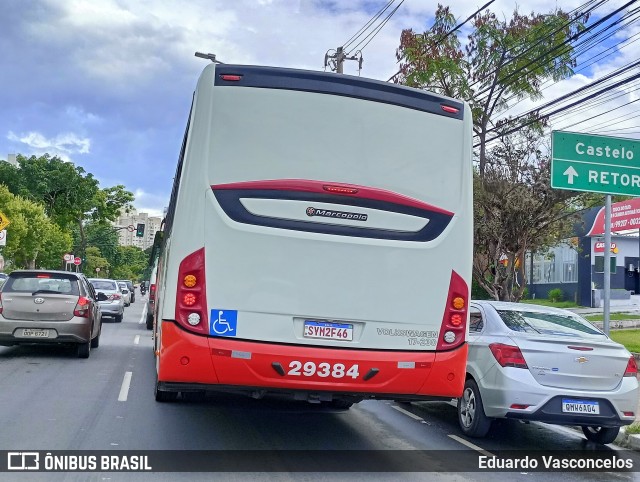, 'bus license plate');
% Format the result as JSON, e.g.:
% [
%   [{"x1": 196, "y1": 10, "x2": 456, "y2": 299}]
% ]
[
  {"x1": 304, "y1": 321, "x2": 353, "y2": 341},
  {"x1": 562, "y1": 399, "x2": 599, "y2": 414},
  {"x1": 22, "y1": 329, "x2": 49, "y2": 338}
]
